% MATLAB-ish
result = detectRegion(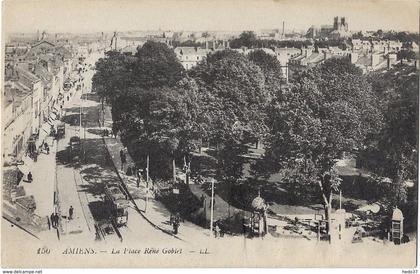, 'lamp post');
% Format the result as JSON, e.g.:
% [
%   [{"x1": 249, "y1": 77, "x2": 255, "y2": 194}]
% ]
[{"x1": 209, "y1": 178, "x2": 215, "y2": 237}]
